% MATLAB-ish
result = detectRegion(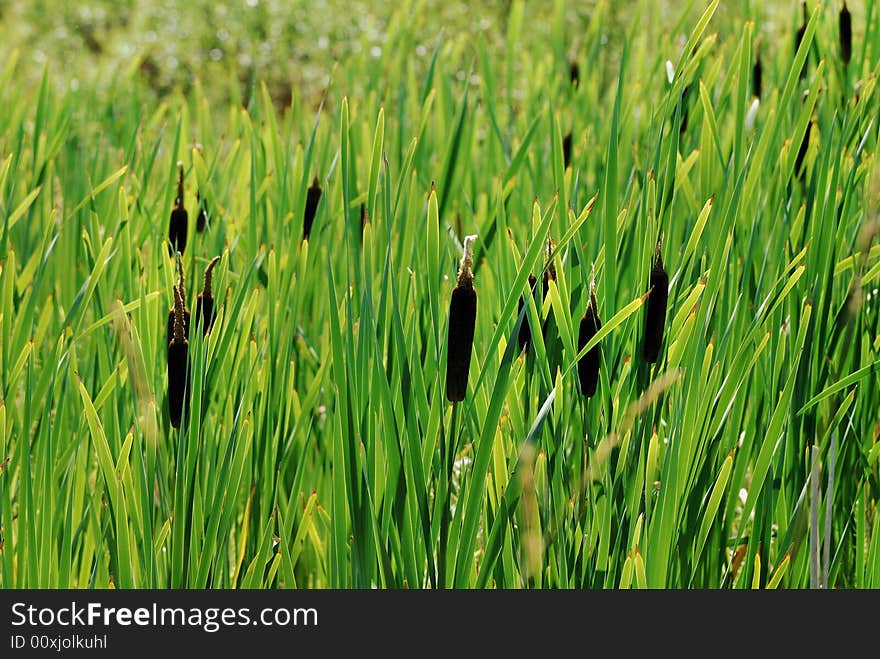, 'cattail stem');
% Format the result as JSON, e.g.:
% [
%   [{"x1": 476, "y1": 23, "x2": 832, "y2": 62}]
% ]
[
  {"x1": 576, "y1": 398, "x2": 589, "y2": 518},
  {"x1": 437, "y1": 402, "x2": 460, "y2": 589}
]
